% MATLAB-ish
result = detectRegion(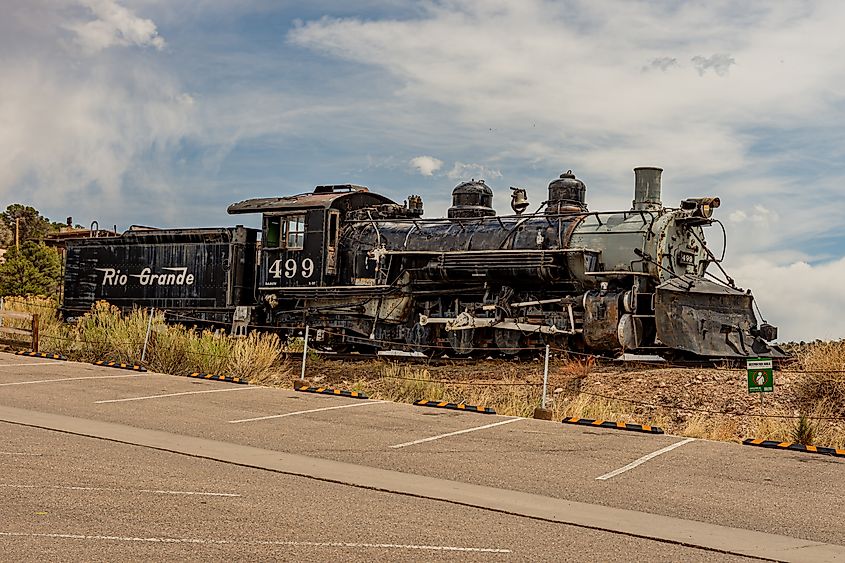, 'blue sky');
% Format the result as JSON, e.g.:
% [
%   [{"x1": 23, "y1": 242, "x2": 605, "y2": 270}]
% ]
[{"x1": 3, "y1": 0, "x2": 845, "y2": 340}]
